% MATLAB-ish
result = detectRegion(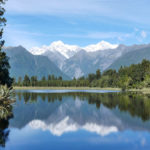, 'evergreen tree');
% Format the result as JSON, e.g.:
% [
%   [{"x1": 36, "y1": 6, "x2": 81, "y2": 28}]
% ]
[
  {"x1": 48, "y1": 75, "x2": 51, "y2": 81},
  {"x1": 18, "y1": 77, "x2": 22, "y2": 86},
  {"x1": 23, "y1": 75, "x2": 30, "y2": 86},
  {"x1": 96, "y1": 69, "x2": 101, "y2": 80},
  {"x1": 31, "y1": 76, "x2": 36, "y2": 86},
  {"x1": 88, "y1": 73, "x2": 95, "y2": 82},
  {"x1": 0, "y1": 0, "x2": 12, "y2": 87},
  {"x1": 58, "y1": 76, "x2": 62, "y2": 80},
  {"x1": 12, "y1": 77, "x2": 16, "y2": 86},
  {"x1": 42, "y1": 76, "x2": 46, "y2": 81},
  {"x1": 41, "y1": 76, "x2": 47, "y2": 86},
  {"x1": 51, "y1": 75, "x2": 55, "y2": 80}
]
